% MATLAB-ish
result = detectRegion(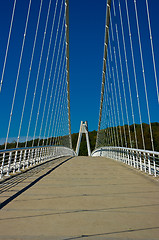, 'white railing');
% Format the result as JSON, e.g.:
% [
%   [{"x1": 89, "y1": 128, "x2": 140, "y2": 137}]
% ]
[
  {"x1": 0, "y1": 146, "x2": 75, "y2": 179},
  {"x1": 92, "y1": 147, "x2": 159, "y2": 177}
]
